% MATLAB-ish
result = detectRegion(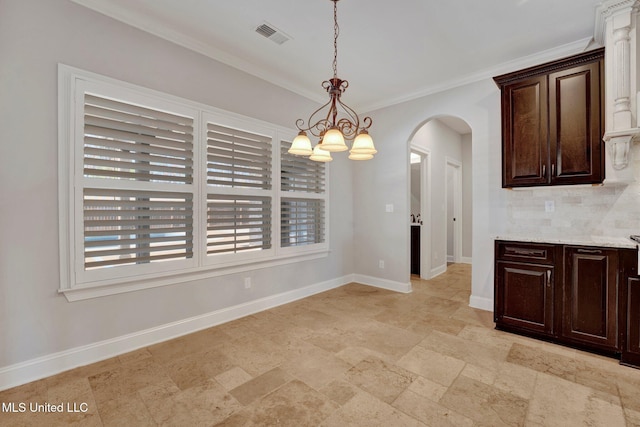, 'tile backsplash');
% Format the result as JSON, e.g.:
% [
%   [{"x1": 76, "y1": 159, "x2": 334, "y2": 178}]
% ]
[{"x1": 504, "y1": 183, "x2": 640, "y2": 239}]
